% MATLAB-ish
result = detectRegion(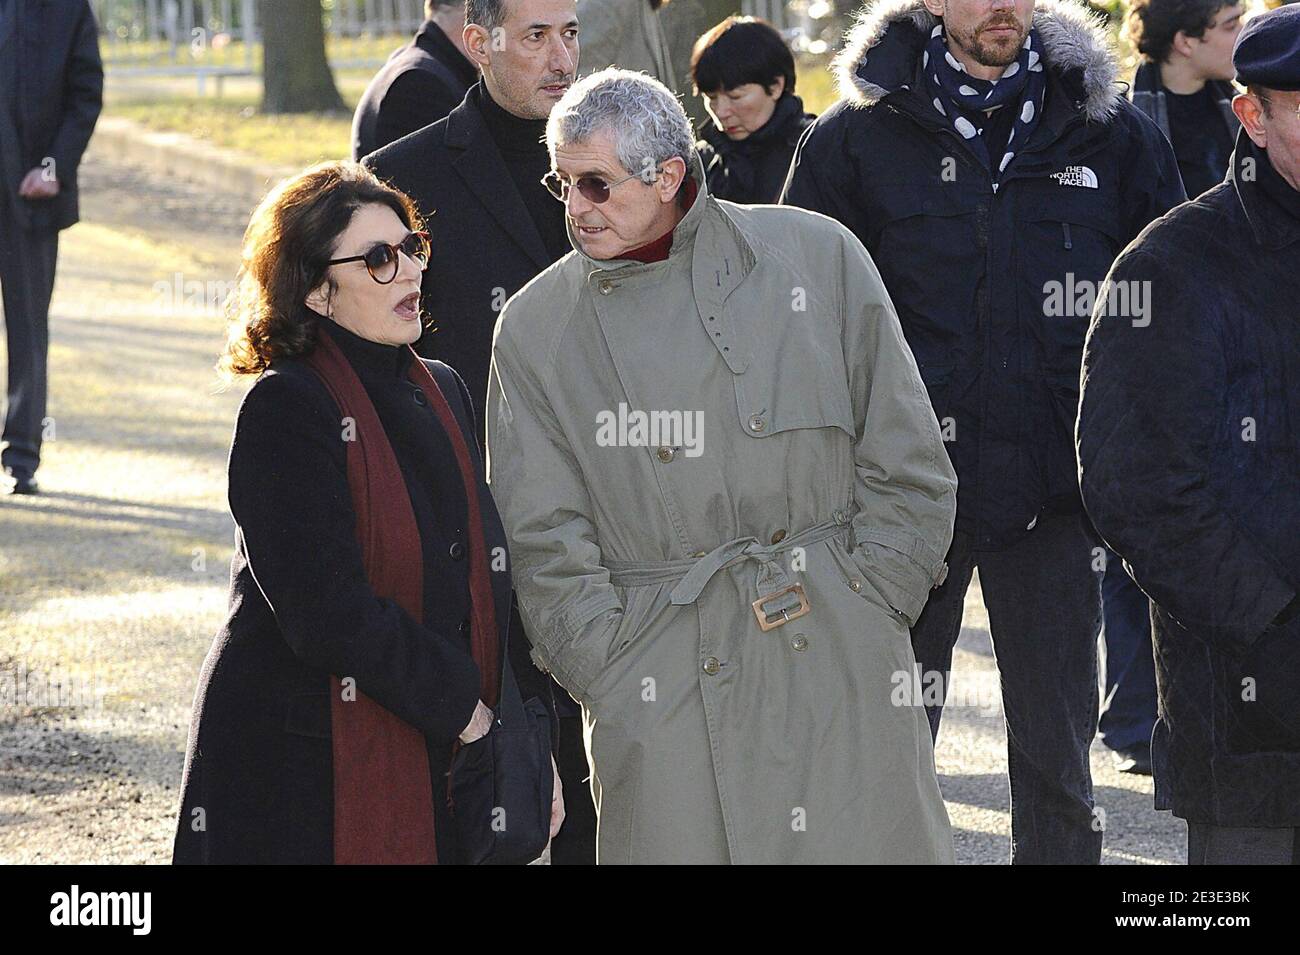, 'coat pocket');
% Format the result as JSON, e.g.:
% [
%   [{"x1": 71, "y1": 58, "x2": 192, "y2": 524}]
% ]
[
  {"x1": 283, "y1": 690, "x2": 332, "y2": 740},
  {"x1": 1020, "y1": 189, "x2": 1122, "y2": 378},
  {"x1": 825, "y1": 536, "x2": 913, "y2": 634},
  {"x1": 585, "y1": 582, "x2": 674, "y2": 703}
]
